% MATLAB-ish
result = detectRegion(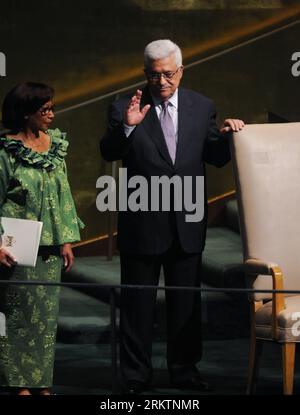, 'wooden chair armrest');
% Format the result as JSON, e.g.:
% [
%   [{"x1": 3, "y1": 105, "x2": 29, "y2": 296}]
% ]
[
  {"x1": 244, "y1": 259, "x2": 278, "y2": 275},
  {"x1": 245, "y1": 259, "x2": 285, "y2": 339}
]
